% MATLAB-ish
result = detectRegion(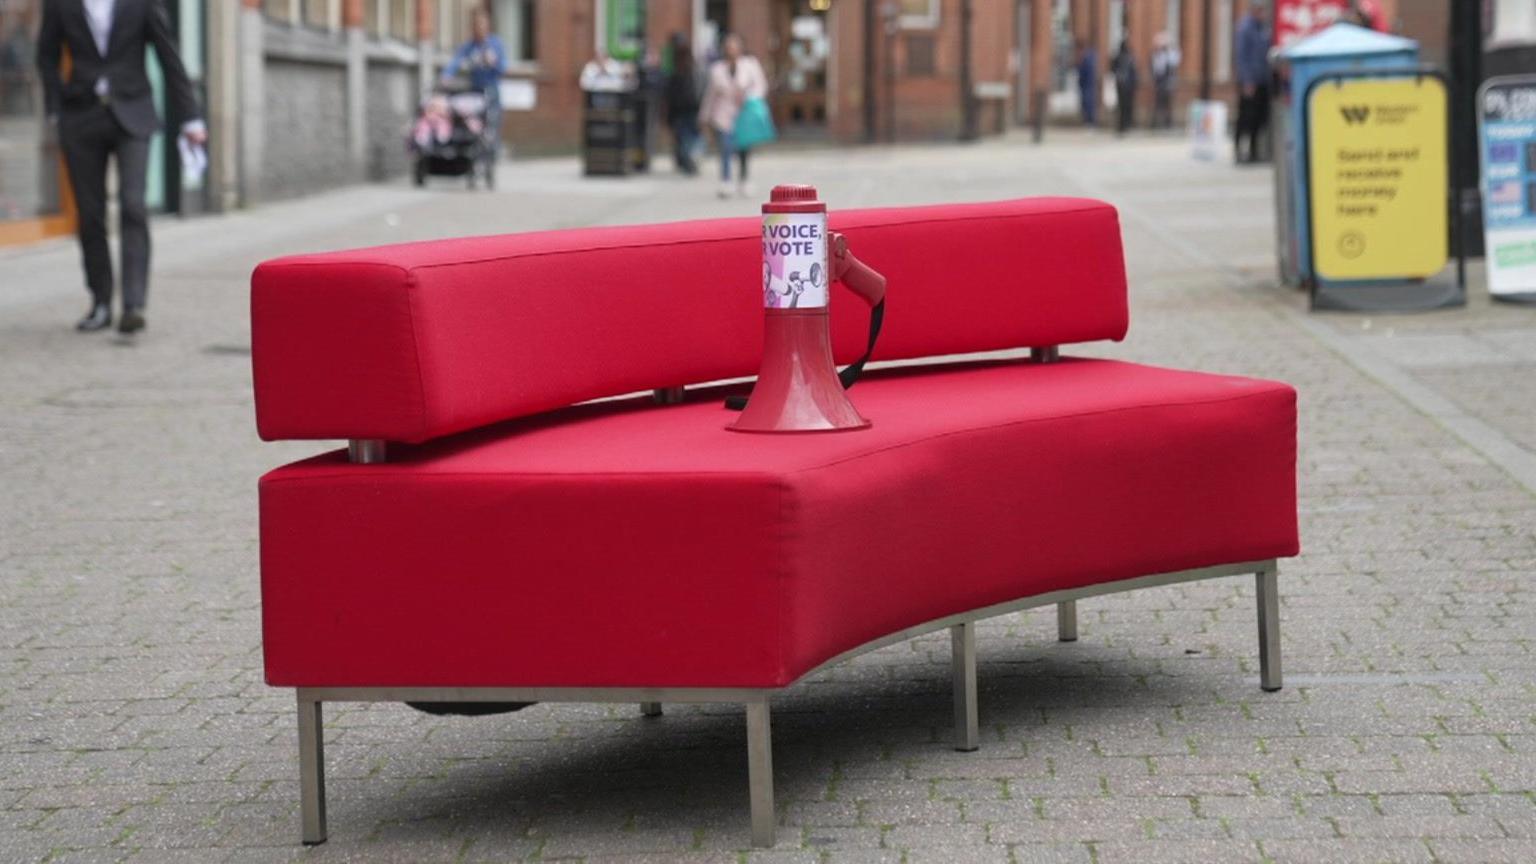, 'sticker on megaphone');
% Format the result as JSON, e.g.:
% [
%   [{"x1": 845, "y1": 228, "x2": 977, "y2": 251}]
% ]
[{"x1": 763, "y1": 213, "x2": 828, "y2": 308}]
